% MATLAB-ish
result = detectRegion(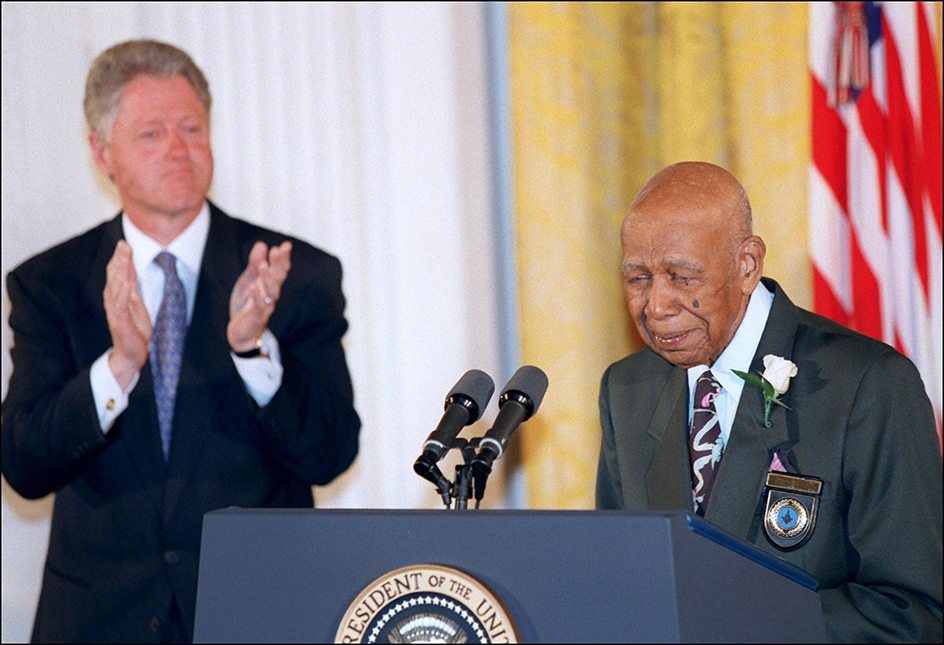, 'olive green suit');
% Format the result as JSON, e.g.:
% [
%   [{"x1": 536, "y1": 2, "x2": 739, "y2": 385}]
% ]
[{"x1": 597, "y1": 278, "x2": 943, "y2": 642}]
